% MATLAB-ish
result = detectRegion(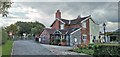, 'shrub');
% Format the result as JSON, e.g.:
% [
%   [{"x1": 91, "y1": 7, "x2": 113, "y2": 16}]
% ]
[
  {"x1": 93, "y1": 44, "x2": 120, "y2": 57},
  {"x1": 88, "y1": 44, "x2": 95, "y2": 49},
  {"x1": 0, "y1": 28, "x2": 2, "y2": 45},
  {"x1": 71, "y1": 48, "x2": 94, "y2": 55},
  {"x1": 2, "y1": 29, "x2": 8, "y2": 44},
  {"x1": 54, "y1": 38, "x2": 60, "y2": 45},
  {"x1": 61, "y1": 39, "x2": 66, "y2": 42}
]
